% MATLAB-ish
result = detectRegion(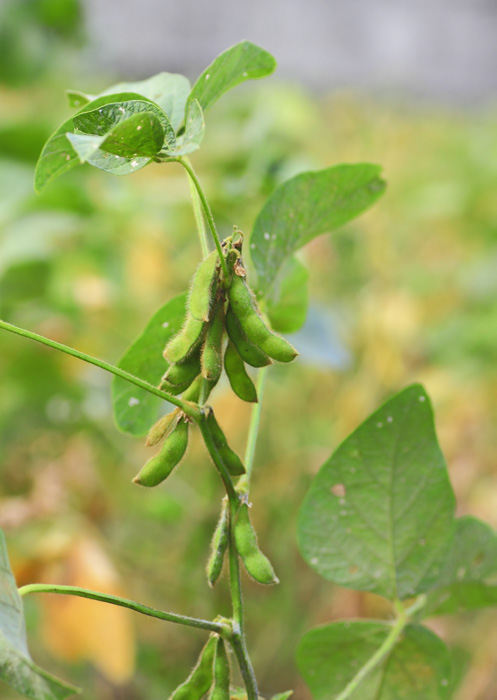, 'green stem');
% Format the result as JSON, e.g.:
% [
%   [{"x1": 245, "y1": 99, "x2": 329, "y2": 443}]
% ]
[
  {"x1": 0, "y1": 319, "x2": 199, "y2": 420},
  {"x1": 175, "y1": 157, "x2": 229, "y2": 279},
  {"x1": 19, "y1": 584, "x2": 225, "y2": 635},
  {"x1": 198, "y1": 412, "x2": 259, "y2": 700},
  {"x1": 186, "y1": 157, "x2": 209, "y2": 259},
  {"x1": 335, "y1": 601, "x2": 408, "y2": 700}
]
